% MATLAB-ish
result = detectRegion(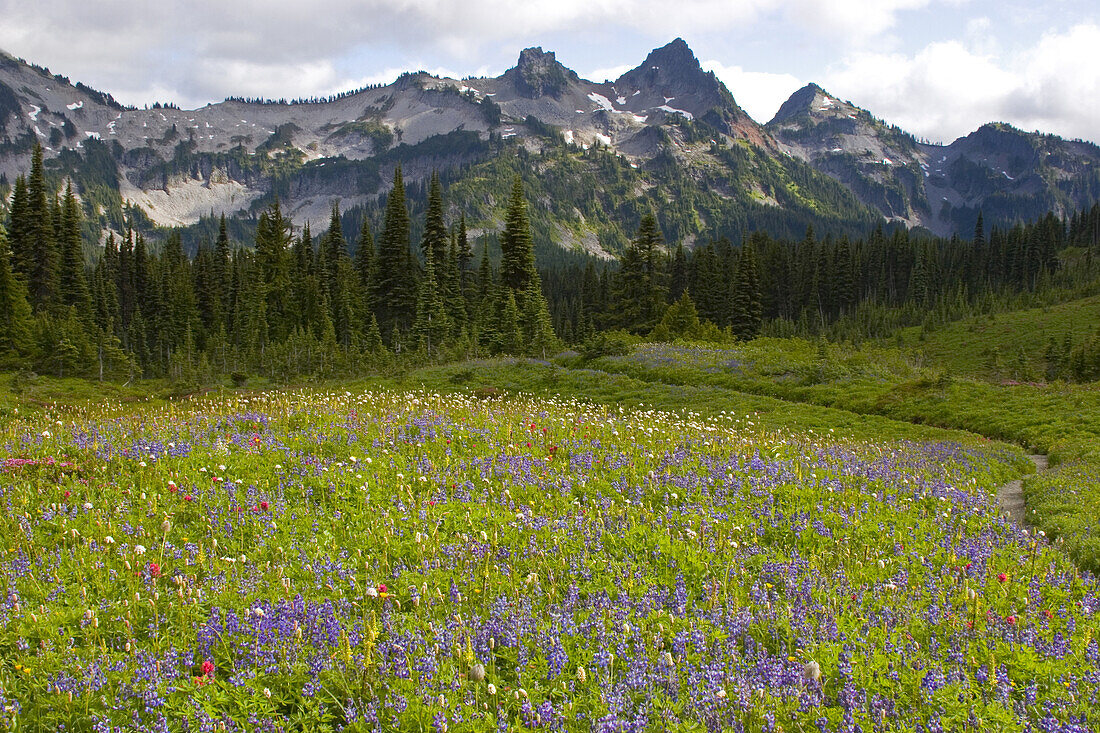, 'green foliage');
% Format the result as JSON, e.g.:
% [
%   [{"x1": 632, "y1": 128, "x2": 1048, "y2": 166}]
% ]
[
  {"x1": 324, "y1": 118, "x2": 393, "y2": 151},
  {"x1": 895, "y1": 294, "x2": 1100, "y2": 380},
  {"x1": 580, "y1": 329, "x2": 640, "y2": 359}
]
